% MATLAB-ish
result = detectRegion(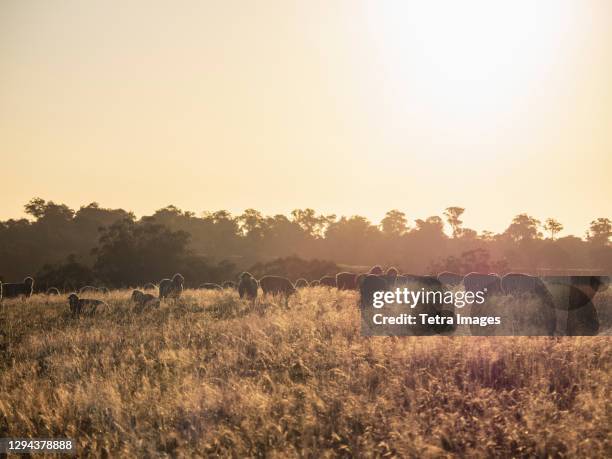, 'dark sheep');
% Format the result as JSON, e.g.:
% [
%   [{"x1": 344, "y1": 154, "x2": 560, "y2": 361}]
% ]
[
  {"x1": 1, "y1": 277, "x2": 34, "y2": 299},
  {"x1": 383, "y1": 267, "x2": 399, "y2": 288},
  {"x1": 368, "y1": 265, "x2": 384, "y2": 276},
  {"x1": 319, "y1": 276, "x2": 337, "y2": 288},
  {"x1": 358, "y1": 274, "x2": 388, "y2": 309},
  {"x1": 159, "y1": 273, "x2": 184, "y2": 299},
  {"x1": 565, "y1": 300, "x2": 600, "y2": 335},
  {"x1": 355, "y1": 273, "x2": 366, "y2": 289},
  {"x1": 68, "y1": 293, "x2": 106, "y2": 316},
  {"x1": 131, "y1": 289, "x2": 160, "y2": 311},
  {"x1": 543, "y1": 278, "x2": 598, "y2": 311},
  {"x1": 400, "y1": 274, "x2": 442, "y2": 288},
  {"x1": 222, "y1": 281, "x2": 237, "y2": 290},
  {"x1": 259, "y1": 275, "x2": 296, "y2": 297},
  {"x1": 463, "y1": 272, "x2": 502, "y2": 295},
  {"x1": 542, "y1": 275, "x2": 610, "y2": 301},
  {"x1": 502, "y1": 273, "x2": 556, "y2": 307},
  {"x1": 437, "y1": 271, "x2": 463, "y2": 286},
  {"x1": 199, "y1": 283, "x2": 223, "y2": 291},
  {"x1": 238, "y1": 272, "x2": 258, "y2": 300},
  {"x1": 143, "y1": 283, "x2": 157, "y2": 291},
  {"x1": 46, "y1": 287, "x2": 61, "y2": 295},
  {"x1": 295, "y1": 278, "x2": 309, "y2": 289},
  {"x1": 336, "y1": 272, "x2": 357, "y2": 290}
]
